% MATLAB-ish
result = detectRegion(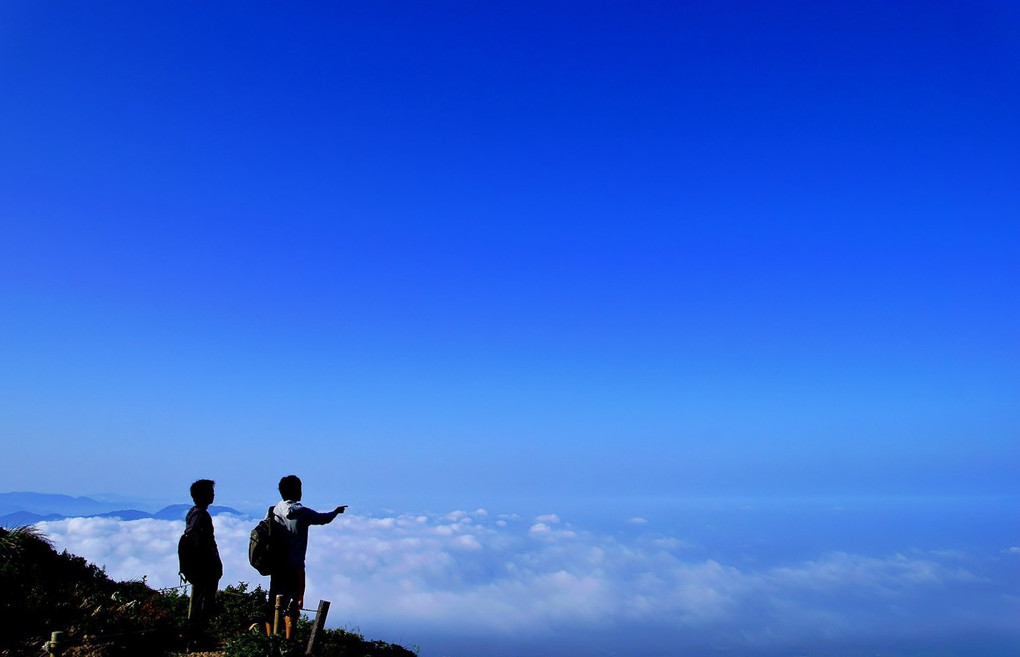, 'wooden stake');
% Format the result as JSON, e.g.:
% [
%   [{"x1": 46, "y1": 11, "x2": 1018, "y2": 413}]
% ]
[
  {"x1": 273, "y1": 594, "x2": 285, "y2": 636},
  {"x1": 305, "y1": 600, "x2": 330, "y2": 655},
  {"x1": 48, "y1": 631, "x2": 63, "y2": 657}
]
